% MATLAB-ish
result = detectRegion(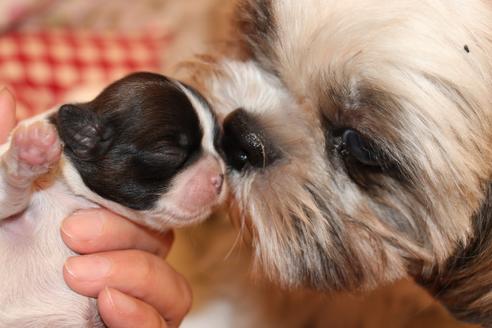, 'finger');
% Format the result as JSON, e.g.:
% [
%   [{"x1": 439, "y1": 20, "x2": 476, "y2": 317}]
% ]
[
  {"x1": 64, "y1": 250, "x2": 192, "y2": 327},
  {"x1": 0, "y1": 88, "x2": 16, "y2": 143},
  {"x1": 98, "y1": 288, "x2": 168, "y2": 328},
  {"x1": 61, "y1": 209, "x2": 174, "y2": 257}
]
